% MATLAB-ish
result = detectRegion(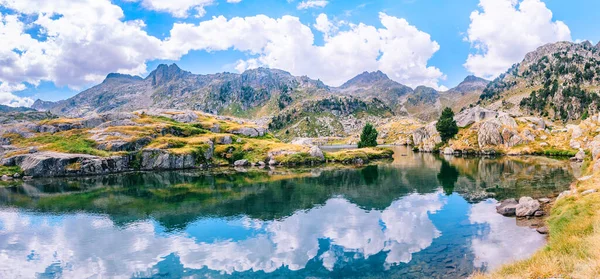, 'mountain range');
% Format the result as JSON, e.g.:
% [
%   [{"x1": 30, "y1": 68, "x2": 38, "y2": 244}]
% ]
[{"x1": 28, "y1": 40, "x2": 600, "y2": 139}]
